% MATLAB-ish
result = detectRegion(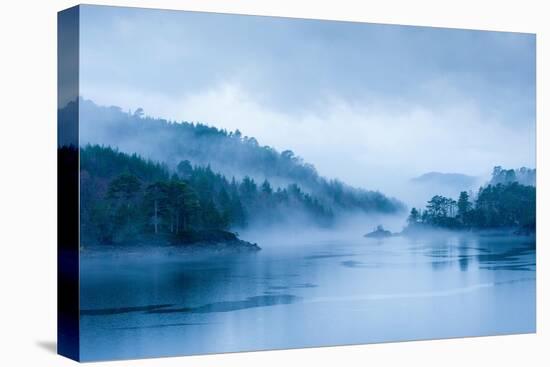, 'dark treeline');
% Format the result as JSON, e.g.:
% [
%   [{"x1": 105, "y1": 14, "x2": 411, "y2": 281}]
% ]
[
  {"x1": 79, "y1": 145, "x2": 336, "y2": 245},
  {"x1": 405, "y1": 172, "x2": 536, "y2": 233},
  {"x1": 70, "y1": 99, "x2": 403, "y2": 215}
]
